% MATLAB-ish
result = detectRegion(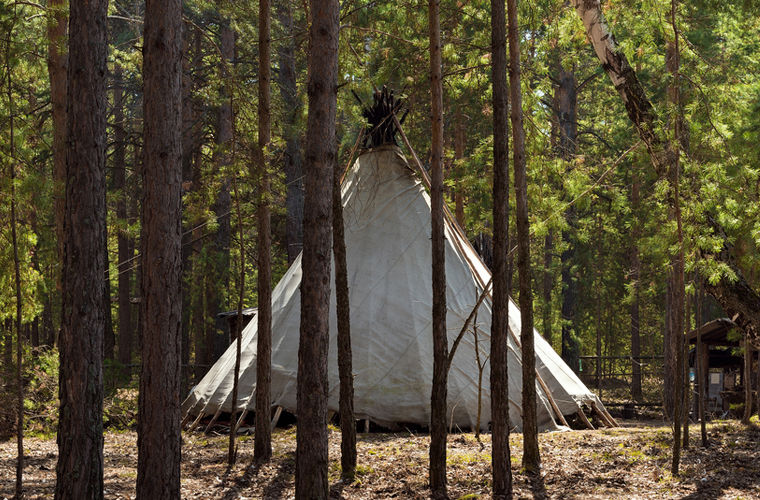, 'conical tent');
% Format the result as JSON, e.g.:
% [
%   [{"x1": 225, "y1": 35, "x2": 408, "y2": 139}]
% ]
[{"x1": 182, "y1": 146, "x2": 607, "y2": 431}]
